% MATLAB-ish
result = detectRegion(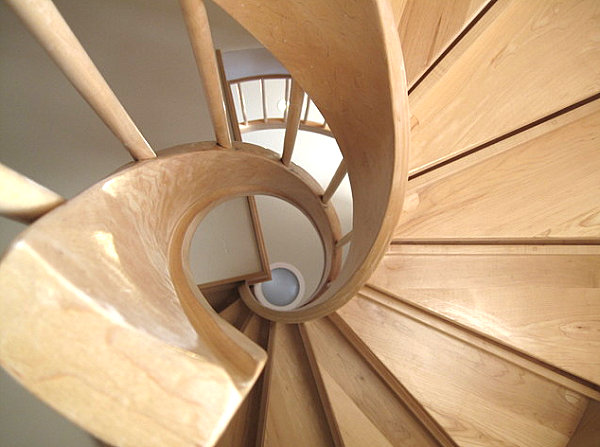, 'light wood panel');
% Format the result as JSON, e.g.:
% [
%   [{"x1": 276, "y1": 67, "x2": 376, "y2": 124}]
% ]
[
  {"x1": 302, "y1": 318, "x2": 444, "y2": 447},
  {"x1": 5, "y1": 0, "x2": 155, "y2": 161},
  {"x1": 396, "y1": 99, "x2": 600, "y2": 240},
  {"x1": 262, "y1": 323, "x2": 334, "y2": 447},
  {"x1": 408, "y1": 0, "x2": 600, "y2": 174},
  {"x1": 213, "y1": 0, "x2": 410, "y2": 321},
  {"x1": 370, "y1": 245, "x2": 600, "y2": 386},
  {"x1": 566, "y1": 399, "x2": 600, "y2": 447},
  {"x1": 0, "y1": 162, "x2": 65, "y2": 223},
  {"x1": 216, "y1": 316, "x2": 269, "y2": 447},
  {"x1": 337, "y1": 295, "x2": 589, "y2": 447},
  {"x1": 180, "y1": 0, "x2": 232, "y2": 149},
  {"x1": 398, "y1": 0, "x2": 491, "y2": 87}
]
